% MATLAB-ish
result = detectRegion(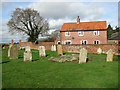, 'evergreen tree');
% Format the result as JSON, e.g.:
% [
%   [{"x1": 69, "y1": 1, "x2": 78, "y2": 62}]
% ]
[{"x1": 107, "y1": 24, "x2": 113, "y2": 39}]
